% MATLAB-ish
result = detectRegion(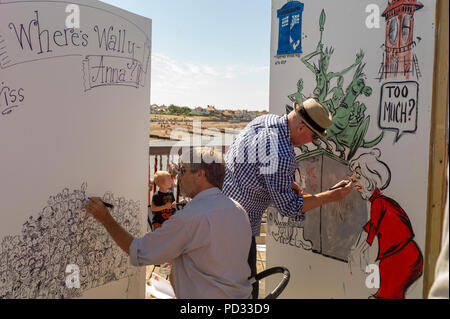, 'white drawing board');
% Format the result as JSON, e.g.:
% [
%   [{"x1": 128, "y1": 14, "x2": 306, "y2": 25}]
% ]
[
  {"x1": 0, "y1": 0, "x2": 151, "y2": 298},
  {"x1": 268, "y1": 0, "x2": 436, "y2": 299}
]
